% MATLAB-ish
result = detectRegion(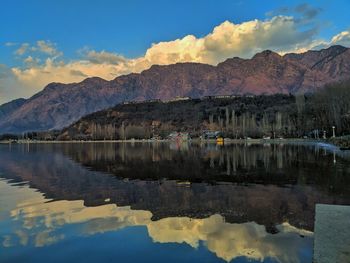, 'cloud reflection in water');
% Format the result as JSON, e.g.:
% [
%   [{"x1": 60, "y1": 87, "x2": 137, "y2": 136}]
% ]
[{"x1": 0, "y1": 179, "x2": 312, "y2": 262}]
